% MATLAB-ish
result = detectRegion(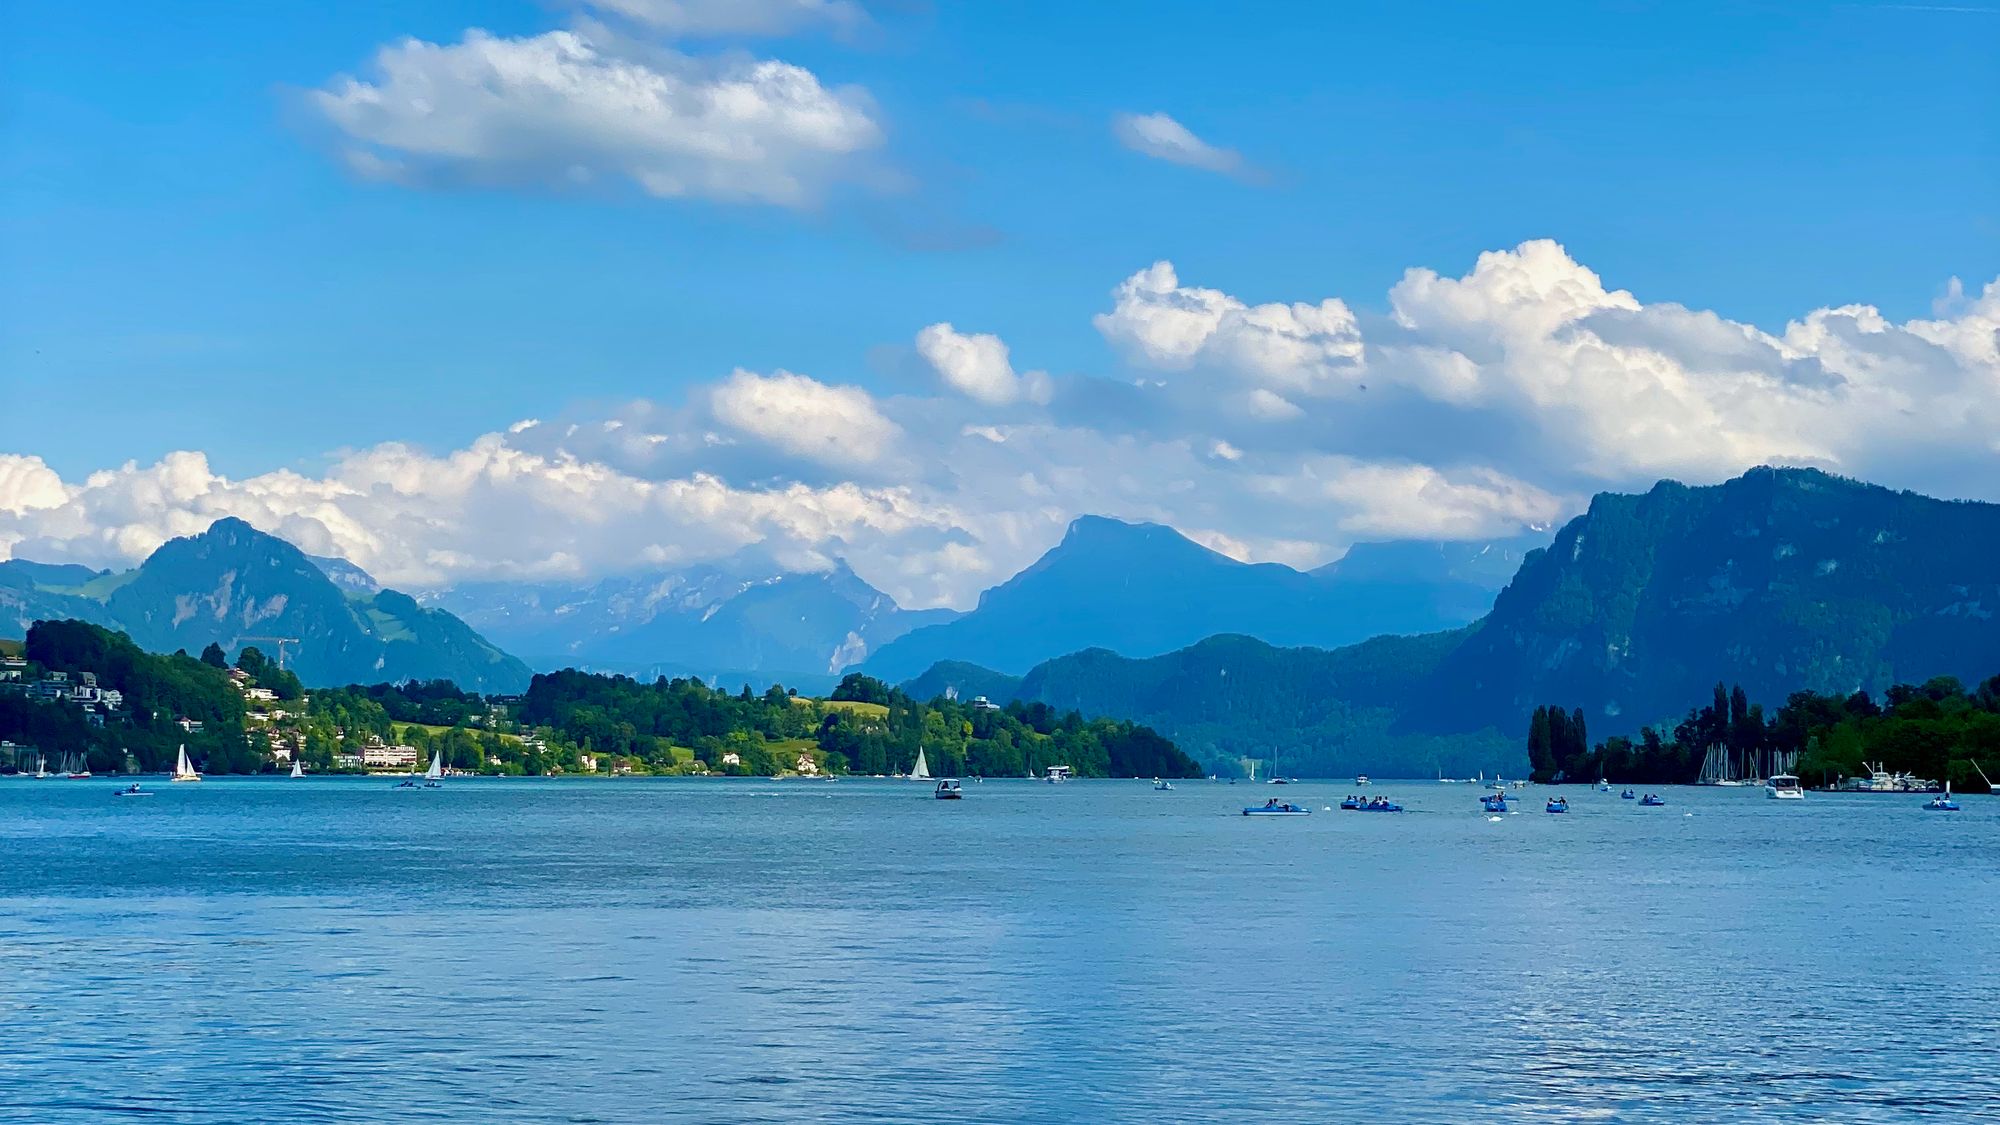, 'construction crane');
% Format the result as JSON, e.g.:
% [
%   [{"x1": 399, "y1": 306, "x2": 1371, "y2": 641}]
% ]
[{"x1": 238, "y1": 636, "x2": 302, "y2": 671}]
